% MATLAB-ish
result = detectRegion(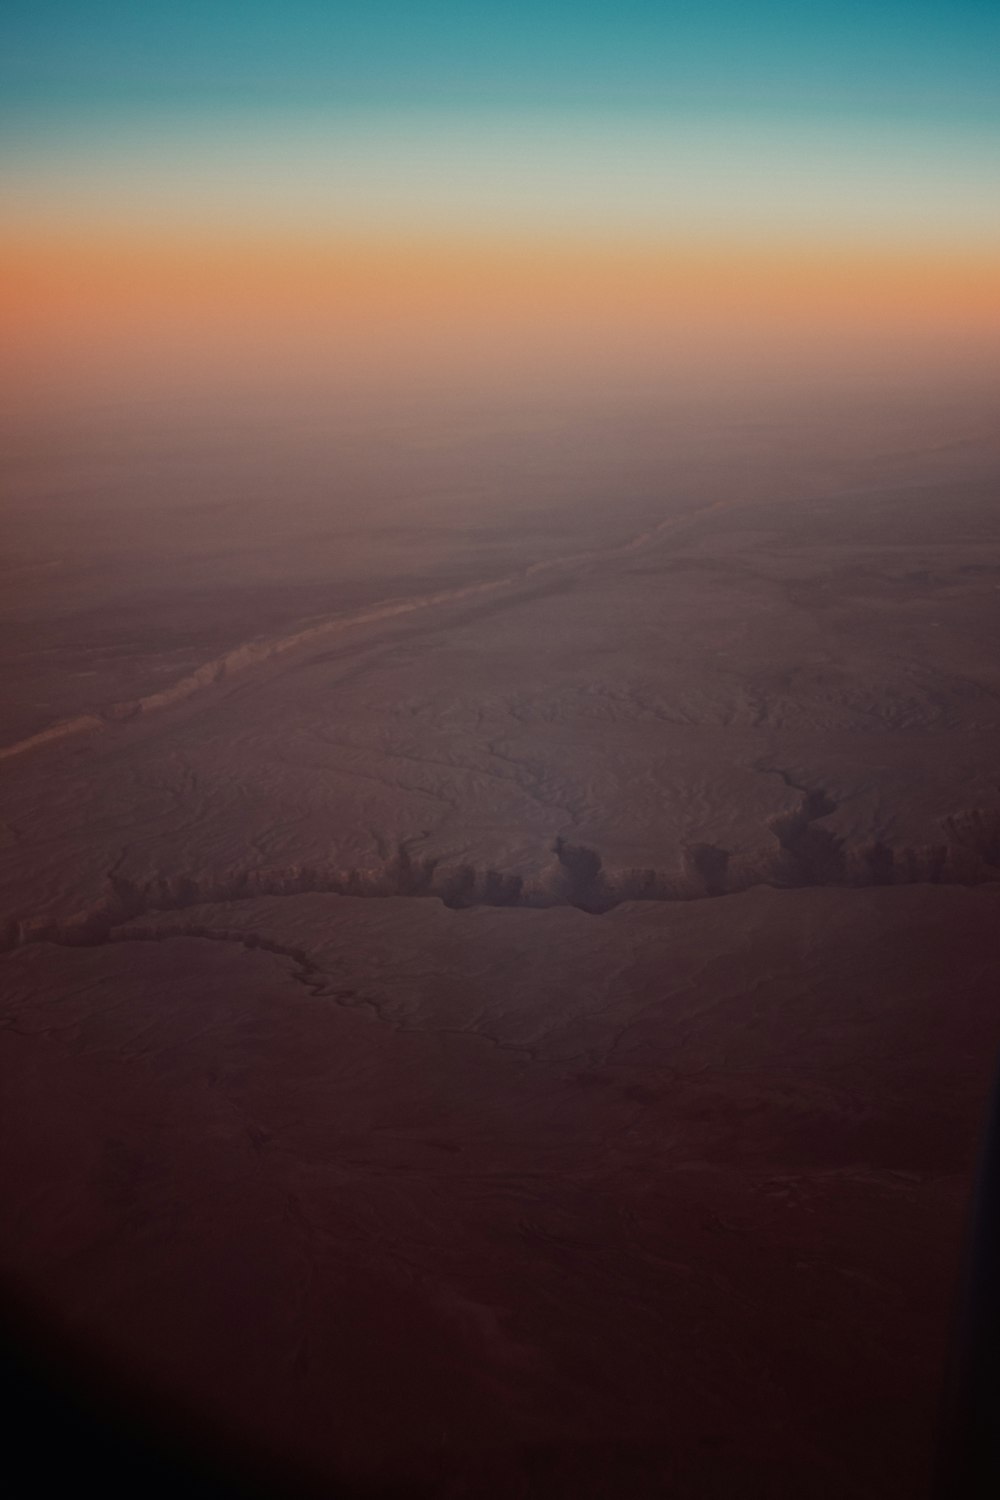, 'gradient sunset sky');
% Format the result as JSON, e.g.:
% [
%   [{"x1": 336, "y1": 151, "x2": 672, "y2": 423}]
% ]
[{"x1": 2, "y1": 2, "x2": 998, "y2": 398}]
